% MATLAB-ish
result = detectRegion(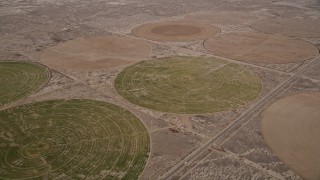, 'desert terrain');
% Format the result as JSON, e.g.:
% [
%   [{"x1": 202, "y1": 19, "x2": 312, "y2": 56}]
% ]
[{"x1": 0, "y1": 0, "x2": 320, "y2": 179}]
